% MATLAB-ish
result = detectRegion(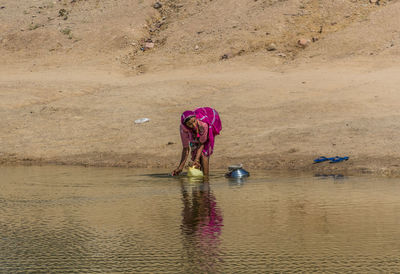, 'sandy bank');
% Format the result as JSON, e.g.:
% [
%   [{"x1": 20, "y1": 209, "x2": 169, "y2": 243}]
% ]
[{"x1": 2, "y1": 58, "x2": 400, "y2": 176}]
